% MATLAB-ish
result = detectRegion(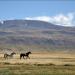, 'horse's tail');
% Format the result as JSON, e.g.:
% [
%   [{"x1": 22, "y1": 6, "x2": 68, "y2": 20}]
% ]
[
  {"x1": 20, "y1": 54, "x2": 21, "y2": 59},
  {"x1": 4, "y1": 54, "x2": 7, "y2": 59}
]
